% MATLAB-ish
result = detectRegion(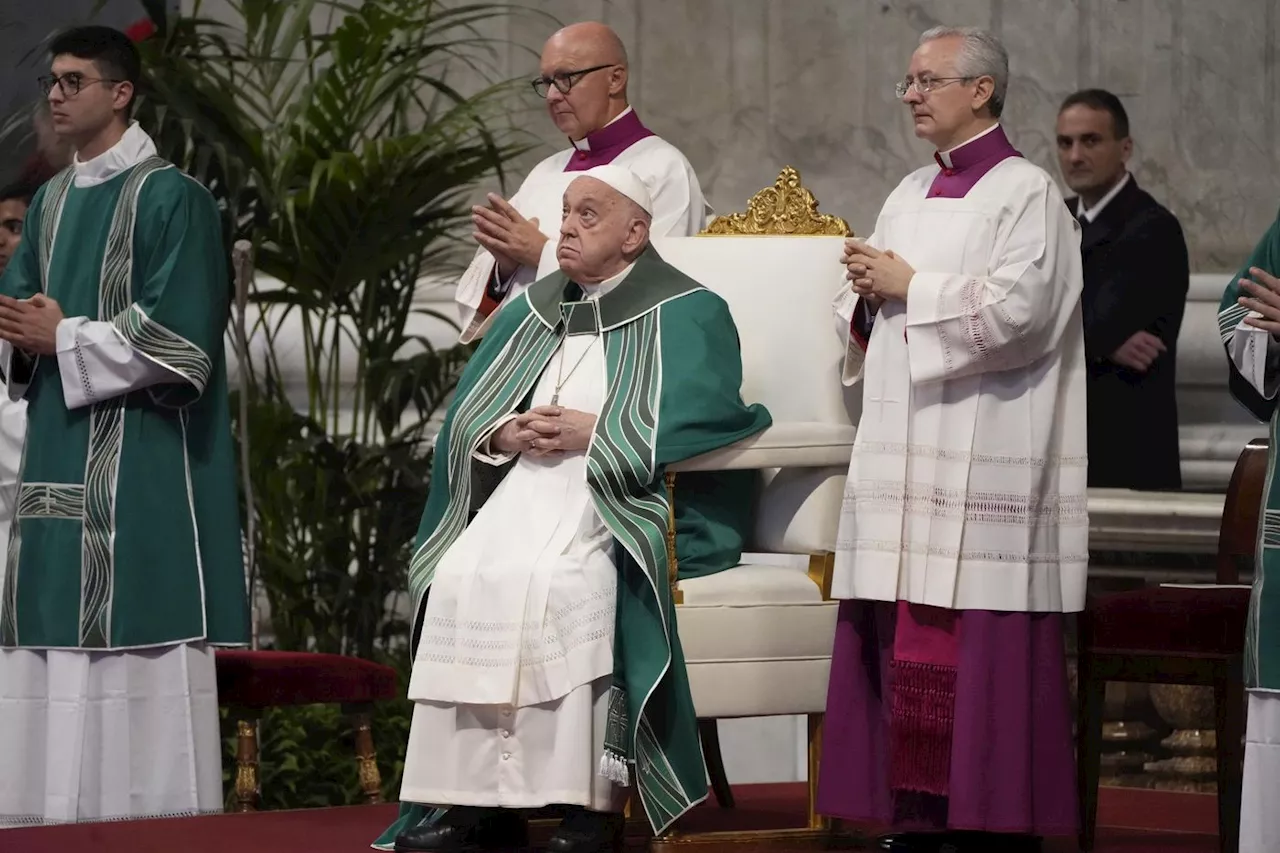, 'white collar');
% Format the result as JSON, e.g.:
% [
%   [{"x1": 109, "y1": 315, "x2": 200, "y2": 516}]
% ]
[
  {"x1": 571, "y1": 106, "x2": 634, "y2": 152},
  {"x1": 580, "y1": 259, "x2": 635, "y2": 300},
  {"x1": 72, "y1": 121, "x2": 158, "y2": 188},
  {"x1": 1076, "y1": 172, "x2": 1131, "y2": 223},
  {"x1": 936, "y1": 122, "x2": 1001, "y2": 169}
]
